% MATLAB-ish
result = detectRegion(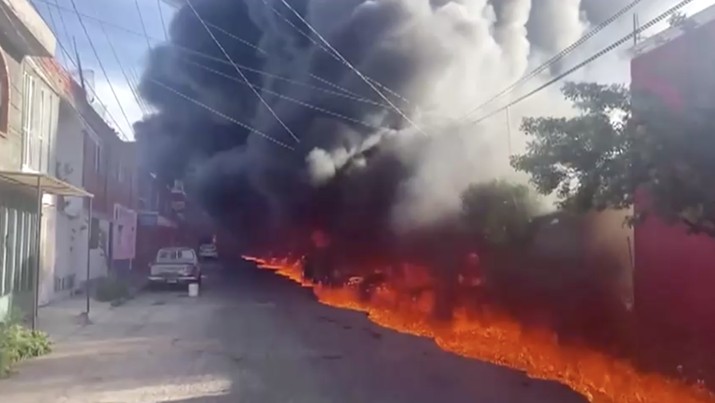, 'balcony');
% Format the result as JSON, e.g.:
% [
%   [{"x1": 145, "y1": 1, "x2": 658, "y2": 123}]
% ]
[{"x1": 0, "y1": 0, "x2": 56, "y2": 56}]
